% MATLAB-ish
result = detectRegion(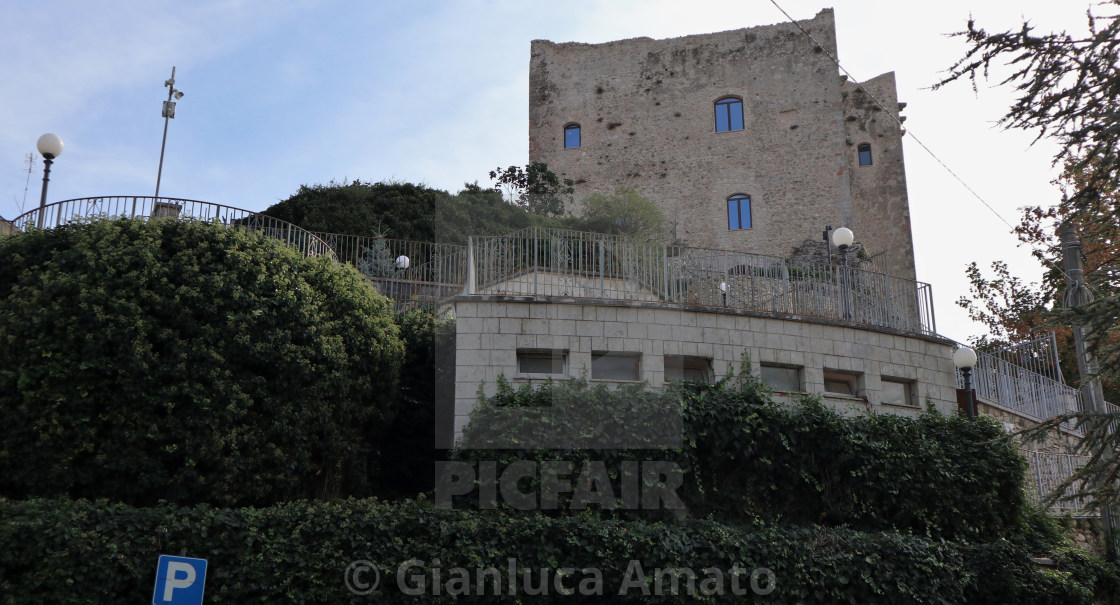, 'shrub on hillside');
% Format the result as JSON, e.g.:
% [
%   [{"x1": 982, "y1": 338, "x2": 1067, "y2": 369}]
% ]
[
  {"x1": 454, "y1": 377, "x2": 1046, "y2": 544},
  {"x1": 0, "y1": 219, "x2": 402, "y2": 506},
  {"x1": 375, "y1": 307, "x2": 456, "y2": 497},
  {"x1": 4, "y1": 496, "x2": 1115, "y2": 604},
  {"x1": 262, "y1": 180, "x2": 550, "y2": 245}
]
